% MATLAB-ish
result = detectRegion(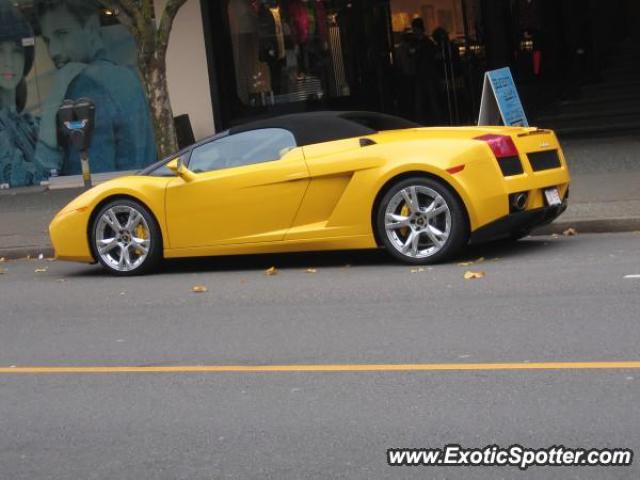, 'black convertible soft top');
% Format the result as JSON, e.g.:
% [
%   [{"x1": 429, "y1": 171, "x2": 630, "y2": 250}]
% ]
[
  {"x1": 229, "y1": 111, "x2": 420, "y2": 147},
  {"x1": 140, "y1": 111, "x2": 419, "y2": 176}
]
